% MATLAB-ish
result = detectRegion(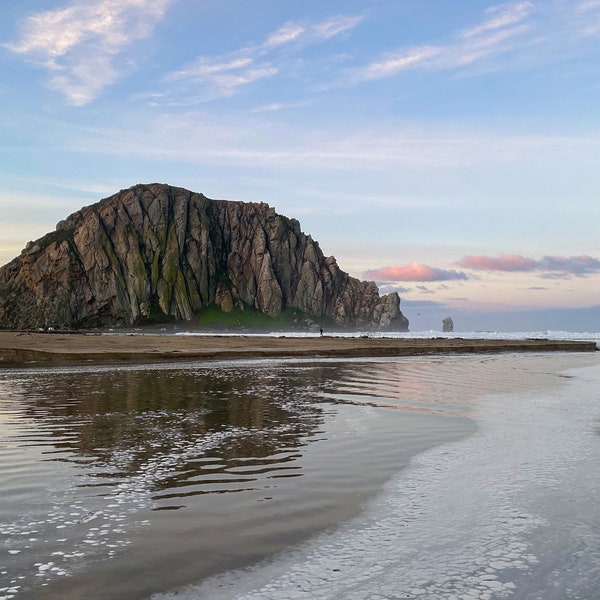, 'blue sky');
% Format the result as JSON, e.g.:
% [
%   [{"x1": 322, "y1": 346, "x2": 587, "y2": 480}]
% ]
[{"x1": 2, "y1": 0, "x2": 599, "y2": 331}]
